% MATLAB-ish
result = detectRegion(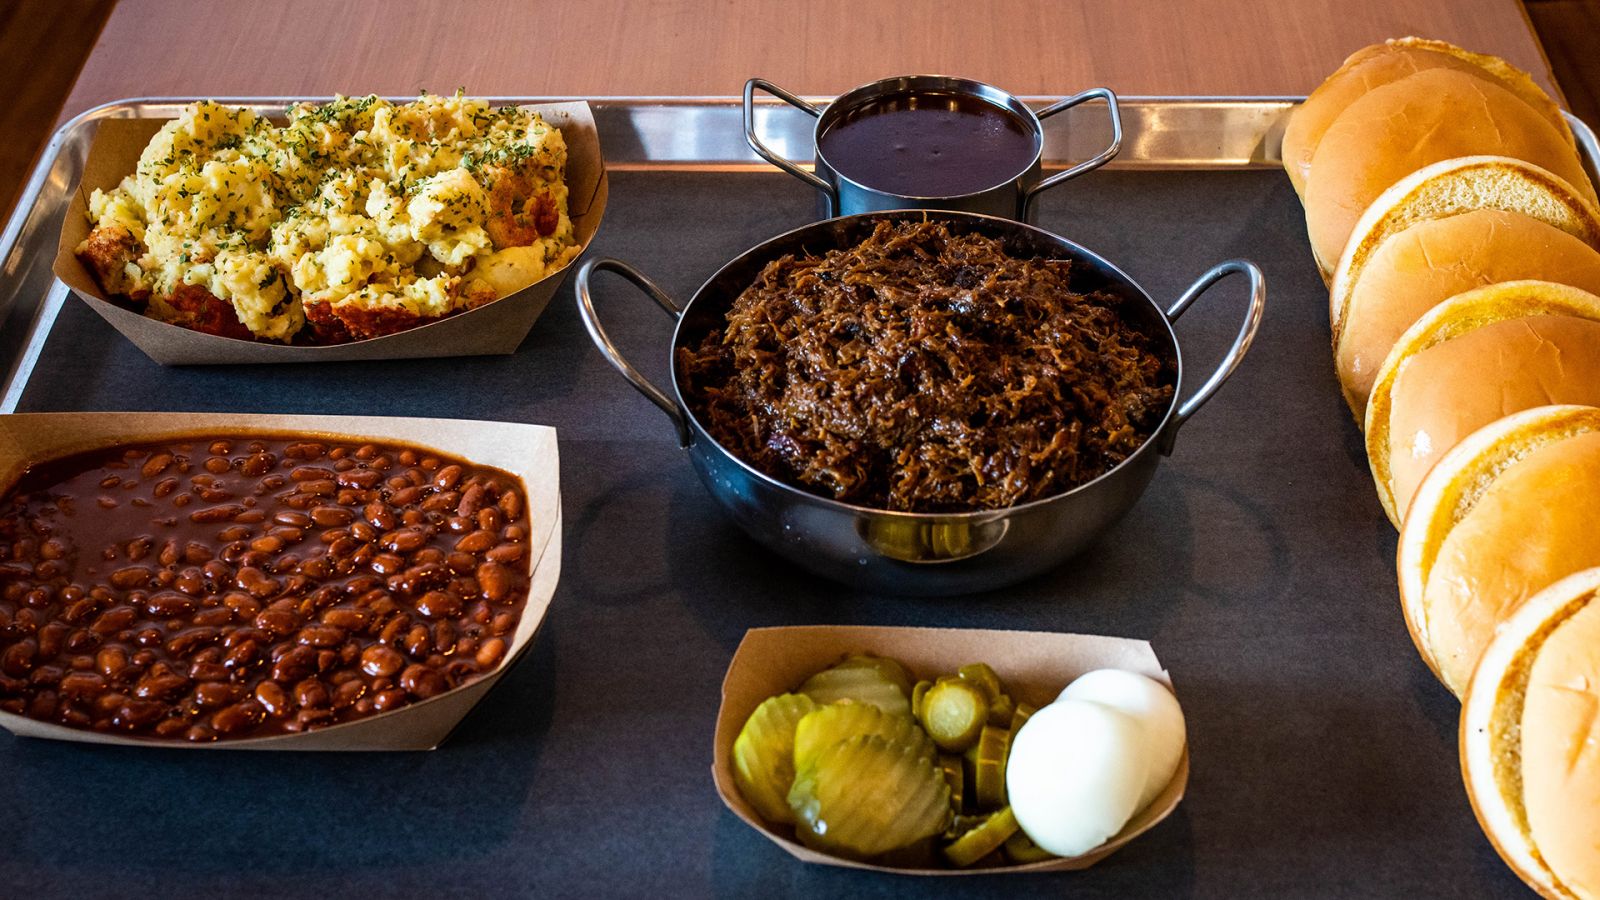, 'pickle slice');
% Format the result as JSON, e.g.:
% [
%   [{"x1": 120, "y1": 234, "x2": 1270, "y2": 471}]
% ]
[
  {"x1": 1003, "y1": 829, "x2": 1058, "y2": 864},
  {"x1": 967, "y1": 724, "x2": 1012, "y2": 809},
  {"x1": 792, "y1": 700, "x2": 933, "y2": 774},
  {"x1": 828, "y1": 654, "x2": 913, "y2": 696},
  {"x1": 1010, "y1": 702, "x2": 1037, "y2": 734},
  {"x1": 939, "y1": 752, "x2": 967, "y2": 814},
  {"x1": 788, "y1": 734, "x2": 951, "y2": 859},
  {"x1": 800, "y1": 658, "x2": 912, "y2": 718},
  {"x1": 942, "y1": 806, "x2": 1019, "y2": 867},
  {"x1": 732, "y1": 693, "x2": 817, "y2": 825},
  {"x1": 987, "y1": 692, "x2": 1015, "y2": 727},
  {"x1": 919, "y1": 677, "x2": 988, "y2": 752},
  {"x1": 957, "y1": 663, "x2": 1003, "y2": 701},
  {"x1": 911, "y1": 680, "x2": 932, "y2": 719}
]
